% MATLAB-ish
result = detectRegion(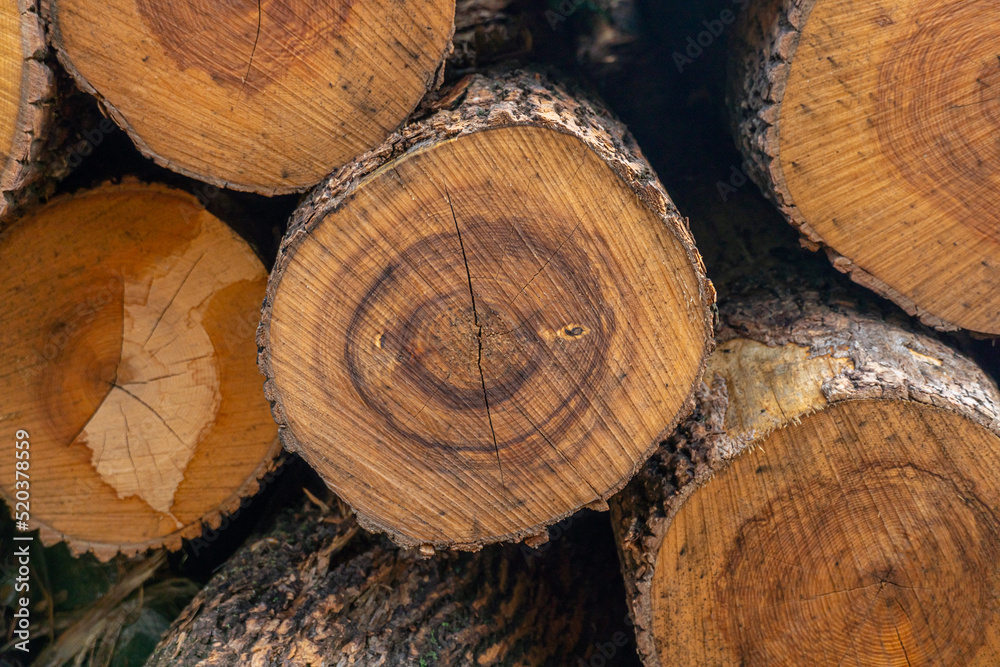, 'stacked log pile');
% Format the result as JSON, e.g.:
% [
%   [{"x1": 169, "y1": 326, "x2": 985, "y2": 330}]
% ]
[{"x1": 2, "y1": 0, "x2": 998, "y2": 665}]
